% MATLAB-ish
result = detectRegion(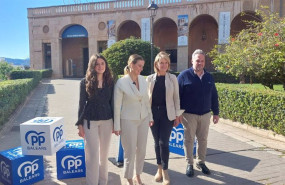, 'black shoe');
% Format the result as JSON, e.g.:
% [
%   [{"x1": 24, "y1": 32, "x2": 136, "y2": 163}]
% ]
[
  {"x1": 186, "y1": 164, "x2": 194, "y2": 177},
  {"x1": 196, "y1": 163, "x2": 211, "y2": 175}
]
